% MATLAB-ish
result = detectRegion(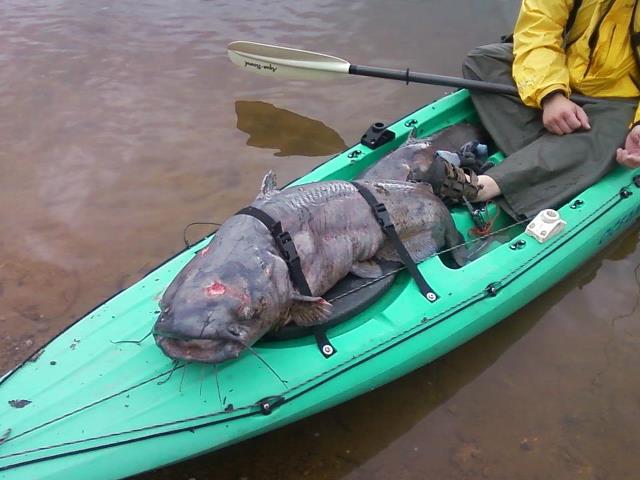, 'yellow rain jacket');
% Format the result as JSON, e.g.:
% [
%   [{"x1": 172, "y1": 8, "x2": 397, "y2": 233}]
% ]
[{"x1": 513, "y1": 0, "x2": 640, "y2": 123}]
